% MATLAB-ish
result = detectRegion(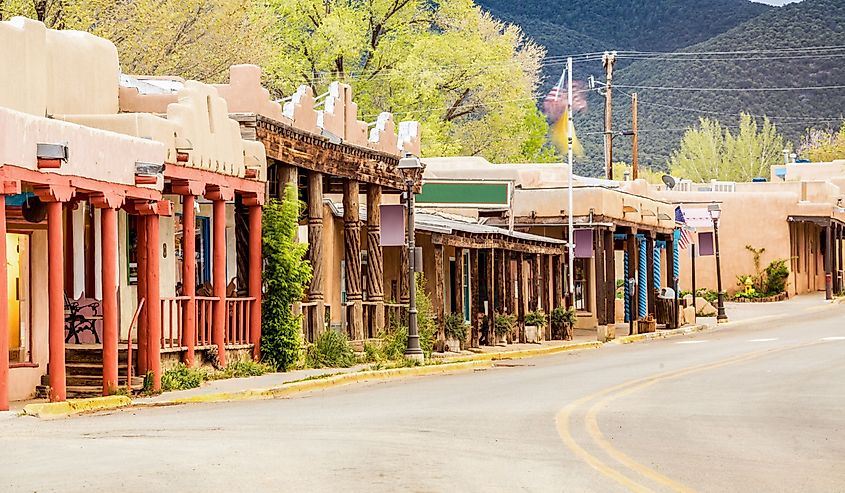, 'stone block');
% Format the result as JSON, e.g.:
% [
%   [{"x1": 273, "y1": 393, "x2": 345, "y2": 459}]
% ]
[
  {"x1": 682, "y1": 306, "x2": 696, "y2": 325},
  {"x1": 695, "y1": 297, "x2": 717, "y2": 316},
  {"x1": 597, "y1": 324, "x2": 616, "y2": 342}
]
